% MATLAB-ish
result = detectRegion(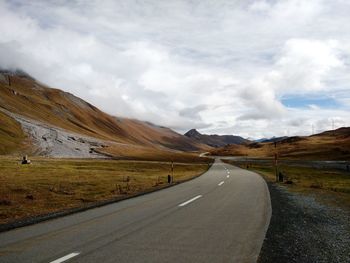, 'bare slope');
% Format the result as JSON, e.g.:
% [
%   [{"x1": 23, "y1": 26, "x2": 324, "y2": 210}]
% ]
[{"x1": 0, "y1": 70, "x2": 209, "y2": 157}]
